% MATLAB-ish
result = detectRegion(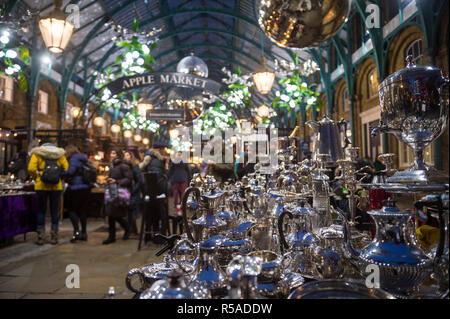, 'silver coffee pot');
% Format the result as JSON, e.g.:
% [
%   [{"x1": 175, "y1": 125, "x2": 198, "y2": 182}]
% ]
[
  {"x1": 174, "y1": 237, "x2": 228, "y2": 298},
  {"x1": 306, "y1": 116, "x2": 350, "y2": 165}
]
